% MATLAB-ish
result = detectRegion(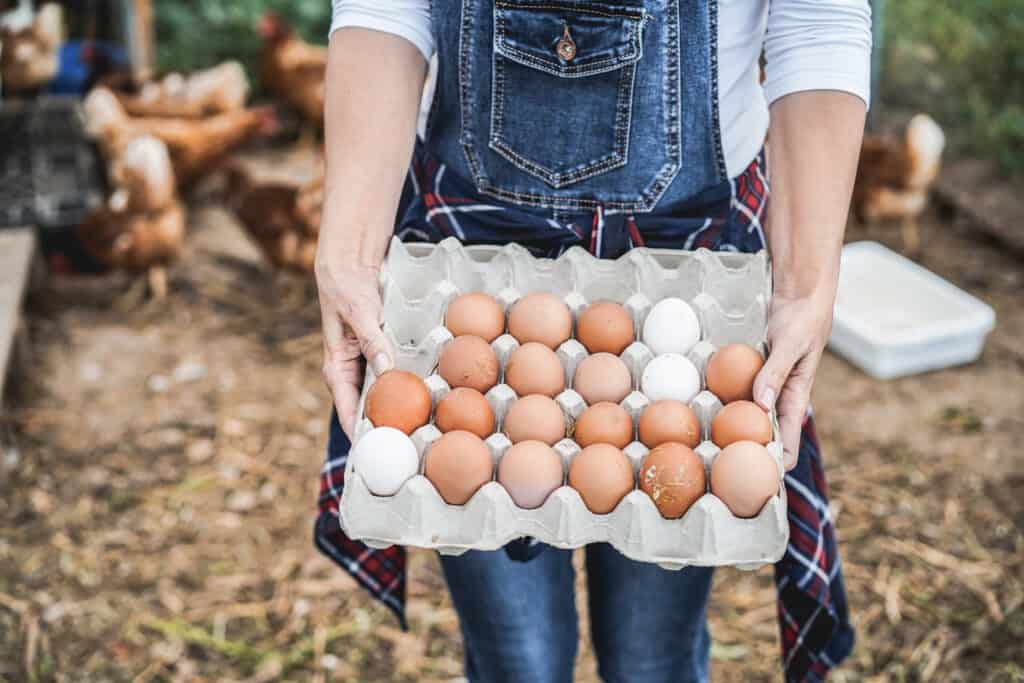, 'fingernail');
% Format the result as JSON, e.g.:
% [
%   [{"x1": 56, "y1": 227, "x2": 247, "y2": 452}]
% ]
[
  {"x1": 371, "y1": 352, "x2": 392, "y2": 375},
  {"x1": 758, "y1": 387, "x2": 776, "y2": 410}
]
